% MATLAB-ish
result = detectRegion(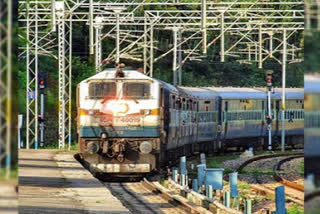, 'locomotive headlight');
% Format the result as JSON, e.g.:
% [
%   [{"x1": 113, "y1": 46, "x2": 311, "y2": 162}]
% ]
[
  {"x1": 101, "y1": 133, "x2": 107, "y2": 139},
  {"x1": 139, "y1": 141, "x2": 153, "y2": 154},
  {"x1": 105, "y1": 101, "x2": 129, "y2": 114},
  {"x1": 87, "y1": 141, "x2": 100, "y2": 154}
]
